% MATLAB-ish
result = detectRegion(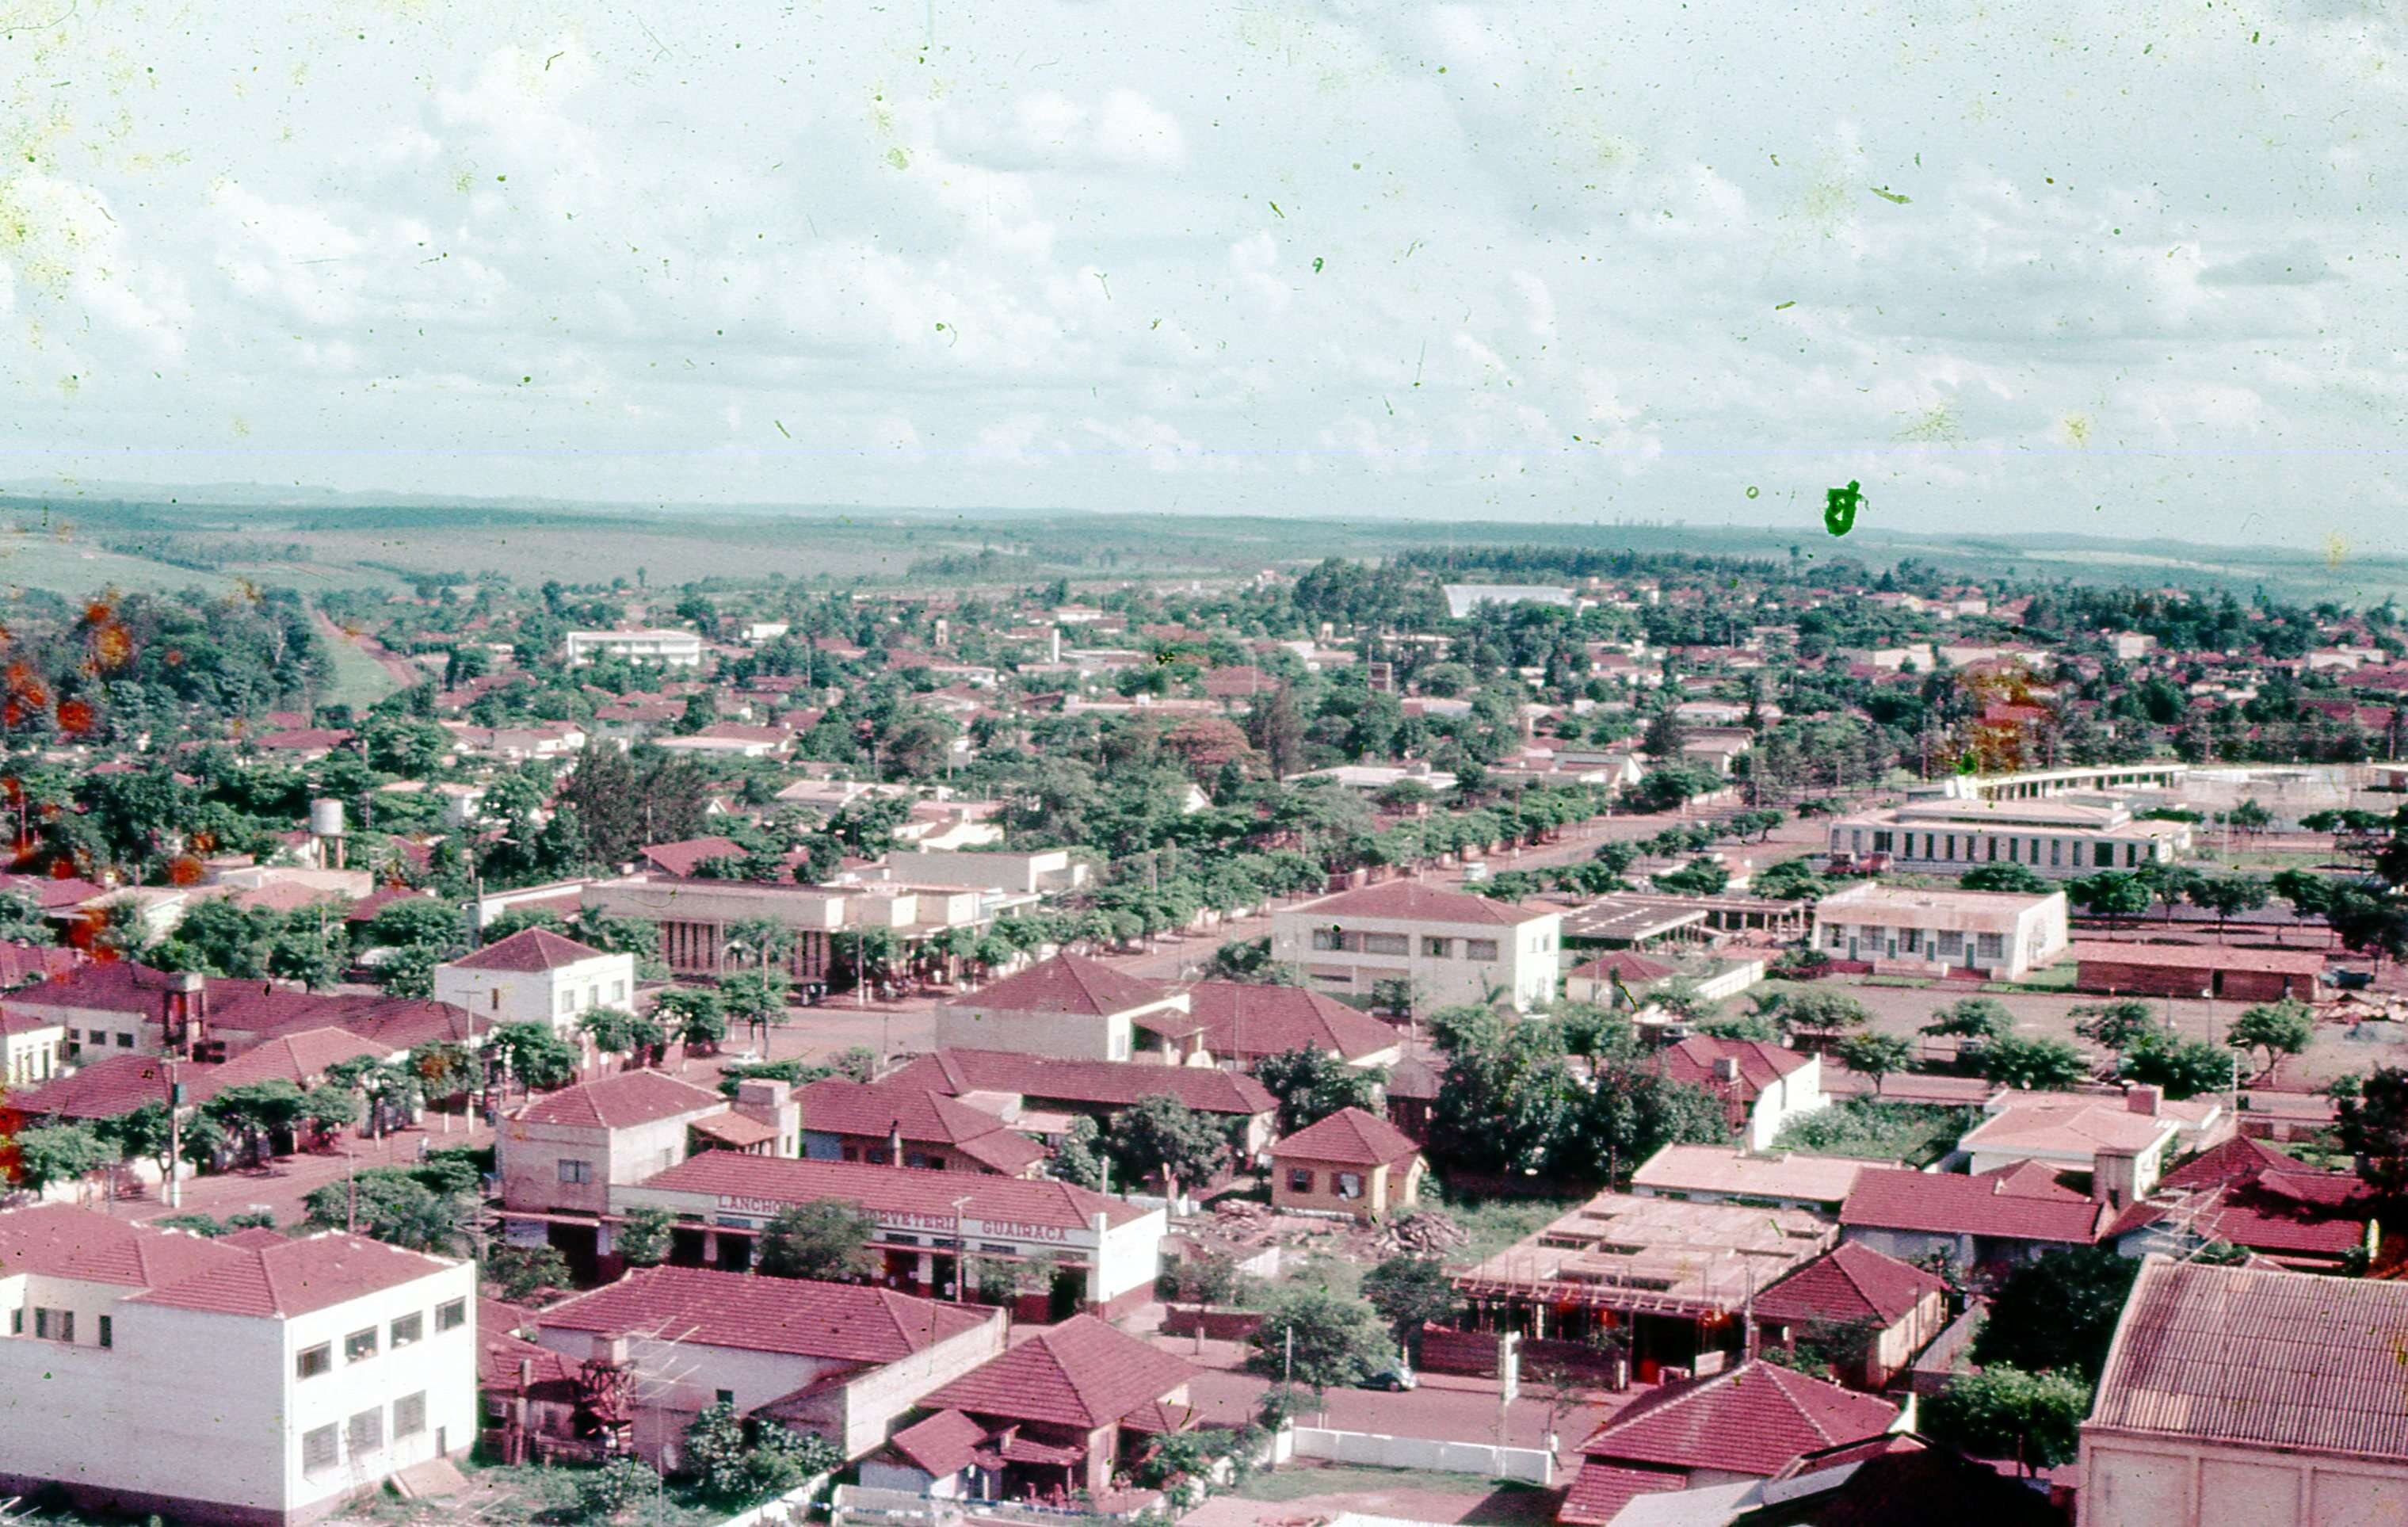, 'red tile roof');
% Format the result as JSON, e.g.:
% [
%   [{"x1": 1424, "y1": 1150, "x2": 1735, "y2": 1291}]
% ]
[
  {"x1": 189, "y1": 1027, "x2": 389, "y2": 1098},
  {"x1": 123, "y1": 1228, "x2": 460, "y2": 1316},
  {"x1": 1179, "y1": 982, "x2": 1402, "y2": 1064},
  {"x1": 887, "y1": 1408, "x2": 988, "y2": 1475},
  {"x1": 1753, "y1": 1242, "x2": 1950, "y2": 1327},
  {"x1": 1272, "y1": 1106, "x2": 1422, "y2": 1168},
  {"x1": 1556, "y1": 1462, "x2": 1685, "y2": 1525},
  {"x1": 17, "y1": 1052, "x2": 179, "y2": 1120},
  {"x1": 1658, "y1": 1036, "x2": 1814, "y2": 1100},
  {"x1": 632, "y1": 1152, "x2": 1152, "y2": 1229},
  {"x1": 1569, "y1": 951, "x2": 1677, "y2": 985},
  {"x1": 801, "y1": 1078, "x2": 1048, "y2": 1172},
  {"x1": 0, "y1": 873, "x2": 109, "y2": 910},
  {"x1": 2160, "y1": 1133, "x2": 2303, "y2": 1192},
  {"x1": 2070, "y1": 941, "x2": 2326, "y2": 976},
  {"x1": 448, "y1": 927, "x2": 611, "y2": 973},
  {"x1": 514, "y1": 1068, "x2": 727, "y2": 1130},
  {"x1": 2092, "y1": 1257, "x2": 2408, "y2": 1460},
  {"x1": 1301, "y1": 880, "x2": 1547, "y2": 926},
  {"x1": 1840, "y1": 1165, "x2": 2107, "y2": 1246},
  {"x1": 0, "y1": 1204, "x2": 242, "y2": 1288},
  {"x1": 919, "y1": 1314, "x2": 1196, "y2": 1430},
  {"x1": 955, "y1": 953, "x2": 1171, "y2": 1017},
  {"x1": 536, "y1": 1265, "x2": 993, "y2": 1361},
  {"x1": 891, "y1": 1048, "x2": 1273, "y2": 1117},
  {"x1": 1576, "y1": 1360, "x2": 1901, "y2": 1477},
  {"x1": 640, "y1": 837, "x2": 749, "y2": 876}
]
